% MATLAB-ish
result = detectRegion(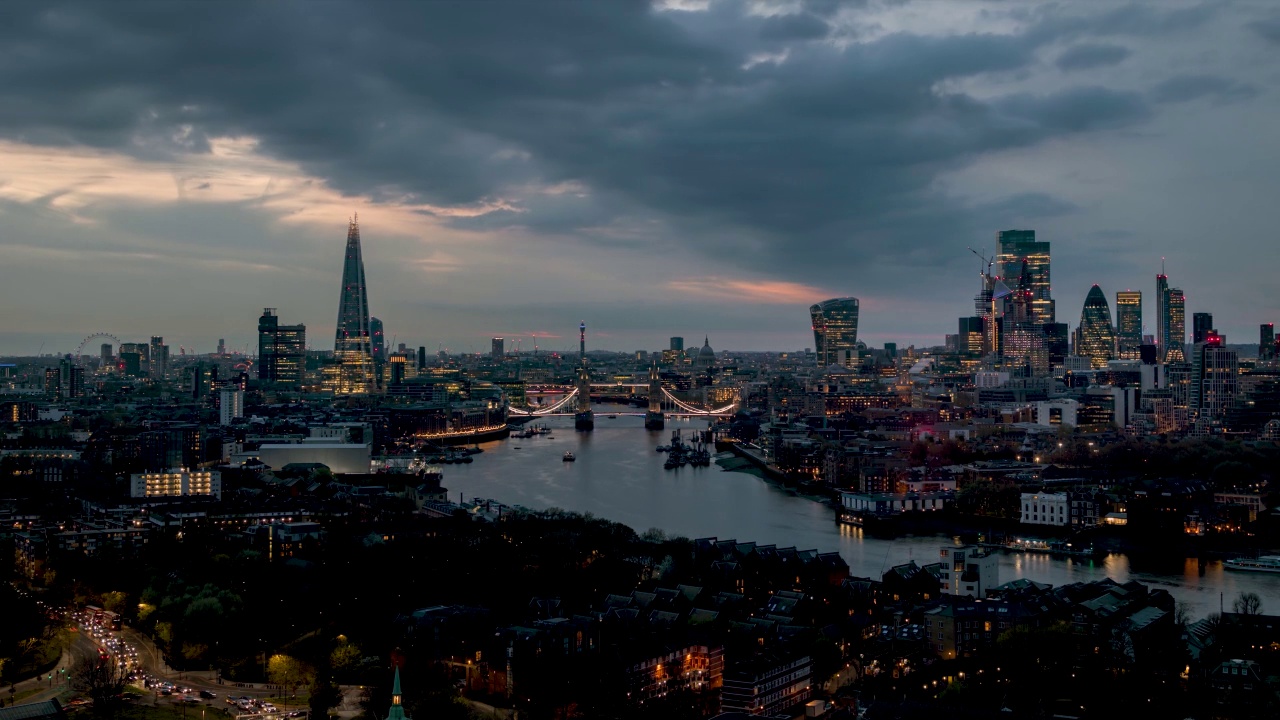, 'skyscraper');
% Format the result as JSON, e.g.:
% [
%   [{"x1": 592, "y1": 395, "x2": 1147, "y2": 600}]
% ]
[
  {"x1": 1192, "y1": 312, "x2": 1214, "y2": 345},
  {"x1": 219, "y1": 387, "x2": 244, "y2": 427},
  {"x1": 1156, "y1": 270, "x2": 1170, "y2": 360},
  {"x1": 996, "y1": 230, "x2": 1054, "y2": 325},
  {"x1": 1076, "y1": 285, "x2": 1116, "y2": 369},
  {"x1": 1115, "y1": 291, "x2": 1142, "y2": 360},
  {"x1": 258, "y1": 308, "x2": 307, "y2": 386},
  {"x1": 332, "y1": 215, "x2": 374, "y2": 394},
  {"x1": 491, "y1": 337, "x2": 504, "y2": 359},
  {"x1": 1002, "y1": 261, "x2": 1048, "y2": 375},
  {"x1": 149, "y1": 336, "x2": 168, "y2": 380},
  {"x1": 1166, "y1": 288, "x2": 1186, "y2": 363},
  {"x1": 810, "y1": 297, "x2": 860, "y2": 367},
  {"x1": 370, "y1": 317, "x2": 386, "y2": 366},
  {"x1": 1261, "y1": 324, "x2": 1276, "y2": 361},
  {"x1": 1190, "y1": 332, "x2": 1238, "y2": 424}
]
